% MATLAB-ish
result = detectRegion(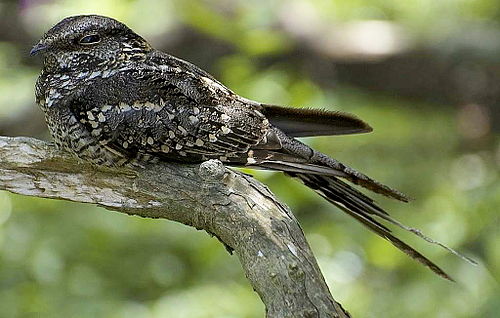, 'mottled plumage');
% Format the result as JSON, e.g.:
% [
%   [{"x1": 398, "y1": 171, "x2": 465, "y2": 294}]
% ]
[{"x1": 32, "y1": 15, "x2": 472, "y2": 280}]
